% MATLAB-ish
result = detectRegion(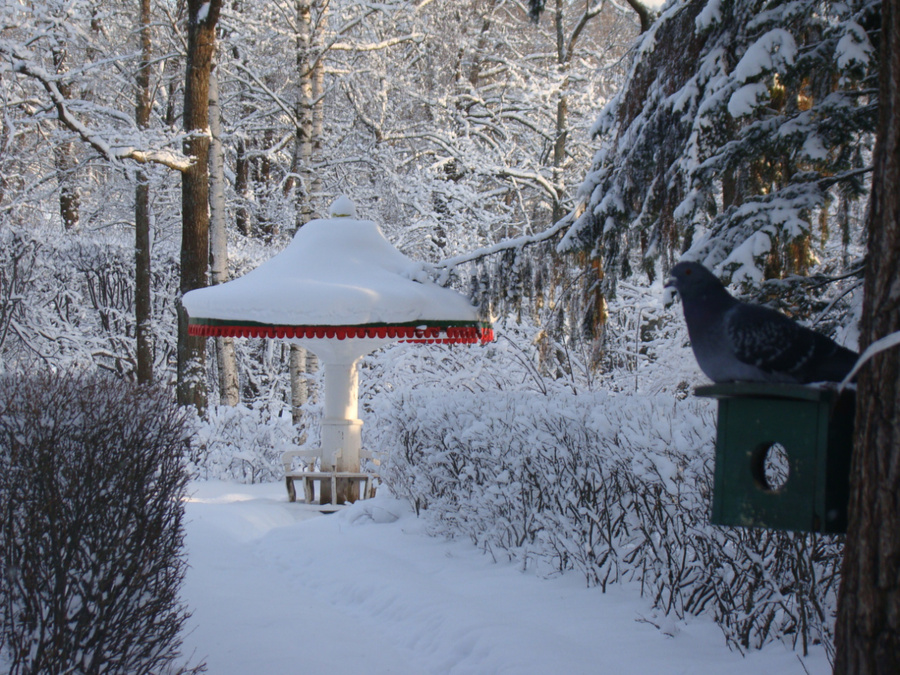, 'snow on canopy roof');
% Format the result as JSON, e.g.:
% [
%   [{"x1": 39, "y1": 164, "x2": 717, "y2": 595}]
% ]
[{"x1": 183, "y1": 199, "x2": 487, "y2": 334}]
